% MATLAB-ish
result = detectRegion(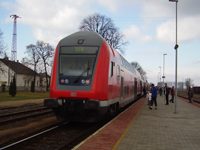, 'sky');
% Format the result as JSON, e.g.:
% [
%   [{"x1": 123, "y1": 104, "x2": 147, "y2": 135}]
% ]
[{"x1": 0, "y1": 0, "x2": 200, "y2": 86}]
